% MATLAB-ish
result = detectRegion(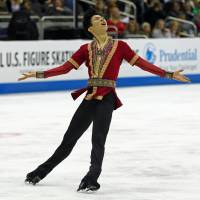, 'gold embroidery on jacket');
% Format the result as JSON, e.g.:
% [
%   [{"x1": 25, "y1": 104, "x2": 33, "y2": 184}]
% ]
[
  {"x1": 129, "y1": 54, "x2": 139, "y2": 66},
  {"x1": 68, "y1": 58, "x2": 80, "y2": 69},
  {"x1": 88, "y1": 43, "x2": 93, "y2": 77},
  {"x1": 86, "y1": 43, "x2": 97, "y2": 100},
  {"x1": 91, "y1": 38, "x2": 113, "y2": 78},
  {"x1": 86, "y1": 38, "x2": 117, "y2": 100},
  {"x1": 99, "y1": 40, "x2": 118, "y2": 78}
]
